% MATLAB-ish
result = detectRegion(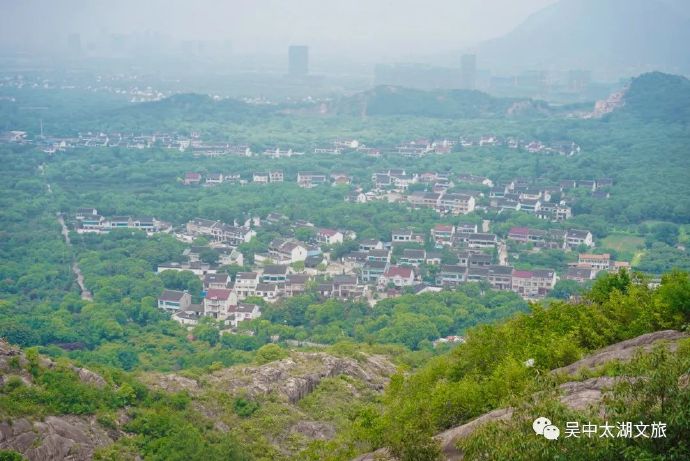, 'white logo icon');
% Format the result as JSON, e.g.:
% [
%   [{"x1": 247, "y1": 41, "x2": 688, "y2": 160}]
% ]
[
  {"x1": 543, "y1": 425, "x2": 560, "y2": 440},
  {"x1": 533, "y1": 417, "x2": 560, "y2": 440},
  {"x1": 533, "y1": 417, "x2": 551, "y2": 435}
]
